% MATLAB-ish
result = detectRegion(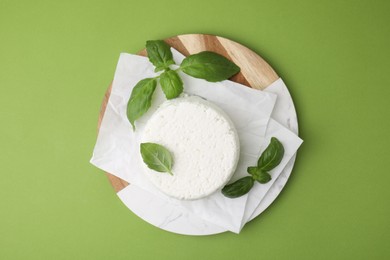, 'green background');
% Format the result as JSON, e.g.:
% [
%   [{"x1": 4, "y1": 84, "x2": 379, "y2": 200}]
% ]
[{"x1": 1, "y1": 0, "x2": 389, "y2": 259}]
